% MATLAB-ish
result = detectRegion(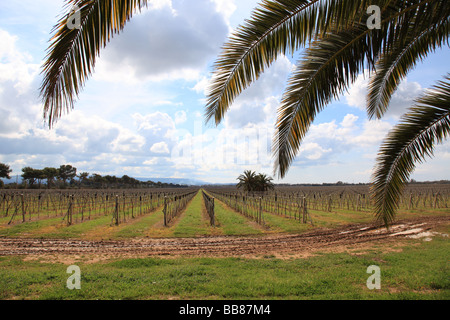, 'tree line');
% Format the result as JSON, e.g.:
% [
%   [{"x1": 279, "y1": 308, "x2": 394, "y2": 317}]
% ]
[{"x1": 0, "y1": 163, "x2": 187, "y2": 189}]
